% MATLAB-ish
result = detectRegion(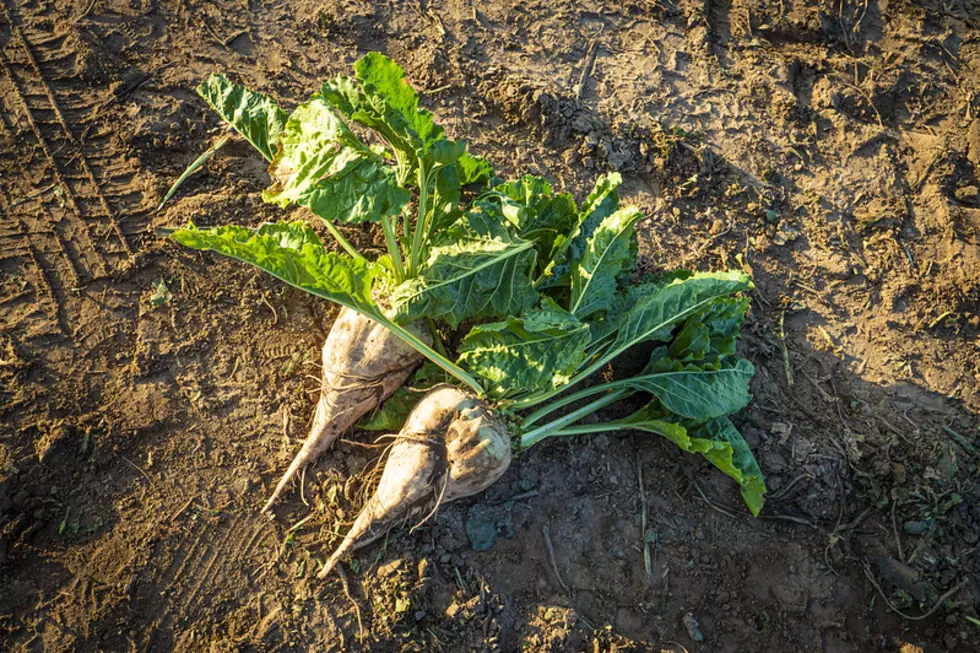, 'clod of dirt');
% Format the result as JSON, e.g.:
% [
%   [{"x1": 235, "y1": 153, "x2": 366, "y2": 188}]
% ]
[
  {"x1": 65, "y1": 30, "x2": 128, "y2": 85},
  {"x1": 33, "y1": 423, "x2": 70, "y2": 462}
]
